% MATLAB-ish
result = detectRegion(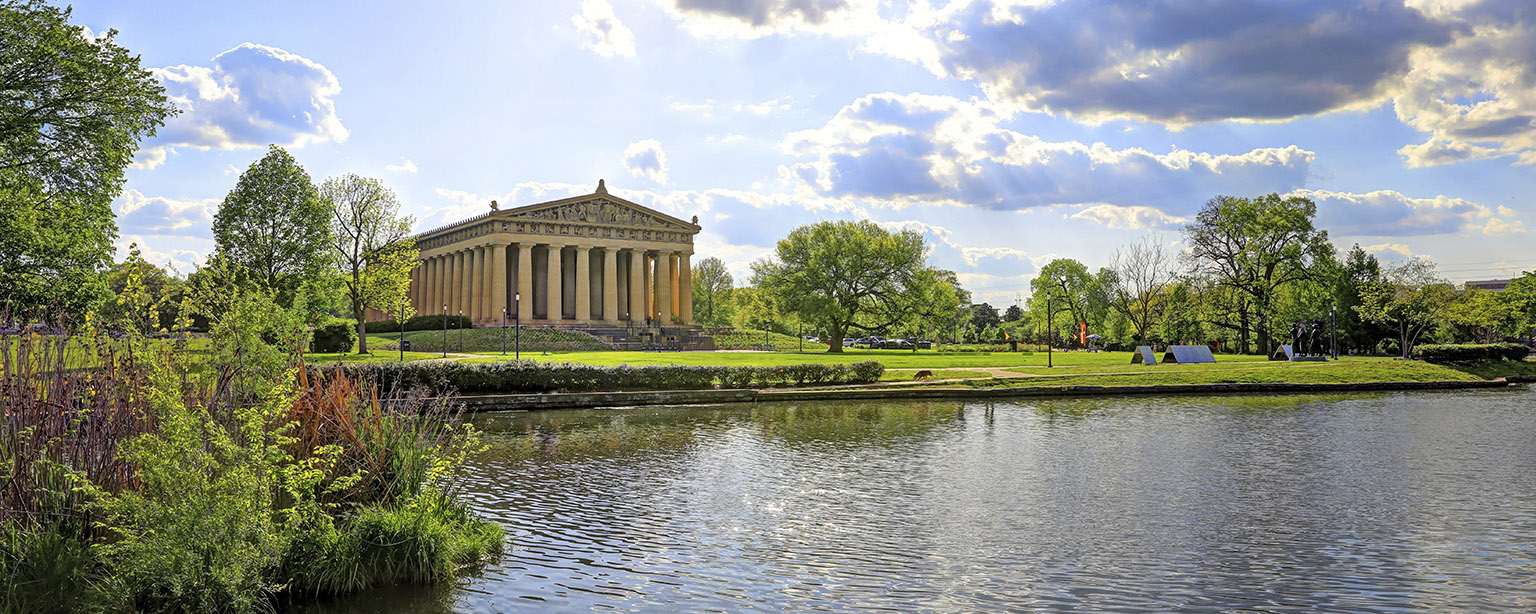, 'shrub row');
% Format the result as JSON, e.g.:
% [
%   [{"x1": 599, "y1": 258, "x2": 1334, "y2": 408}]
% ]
[
  {"x1": 328, "y1": 360, "x2": 885, "y2": 394},
  {"x1": 363, "y1": 315, "x2": 473, "y2": 333},
  {"x1": 1412, "y1": 342, "x2": 1531, "y2": 363},
  {"x1": 382, "y1": 327, "x2": 612, "y2": 353}
]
